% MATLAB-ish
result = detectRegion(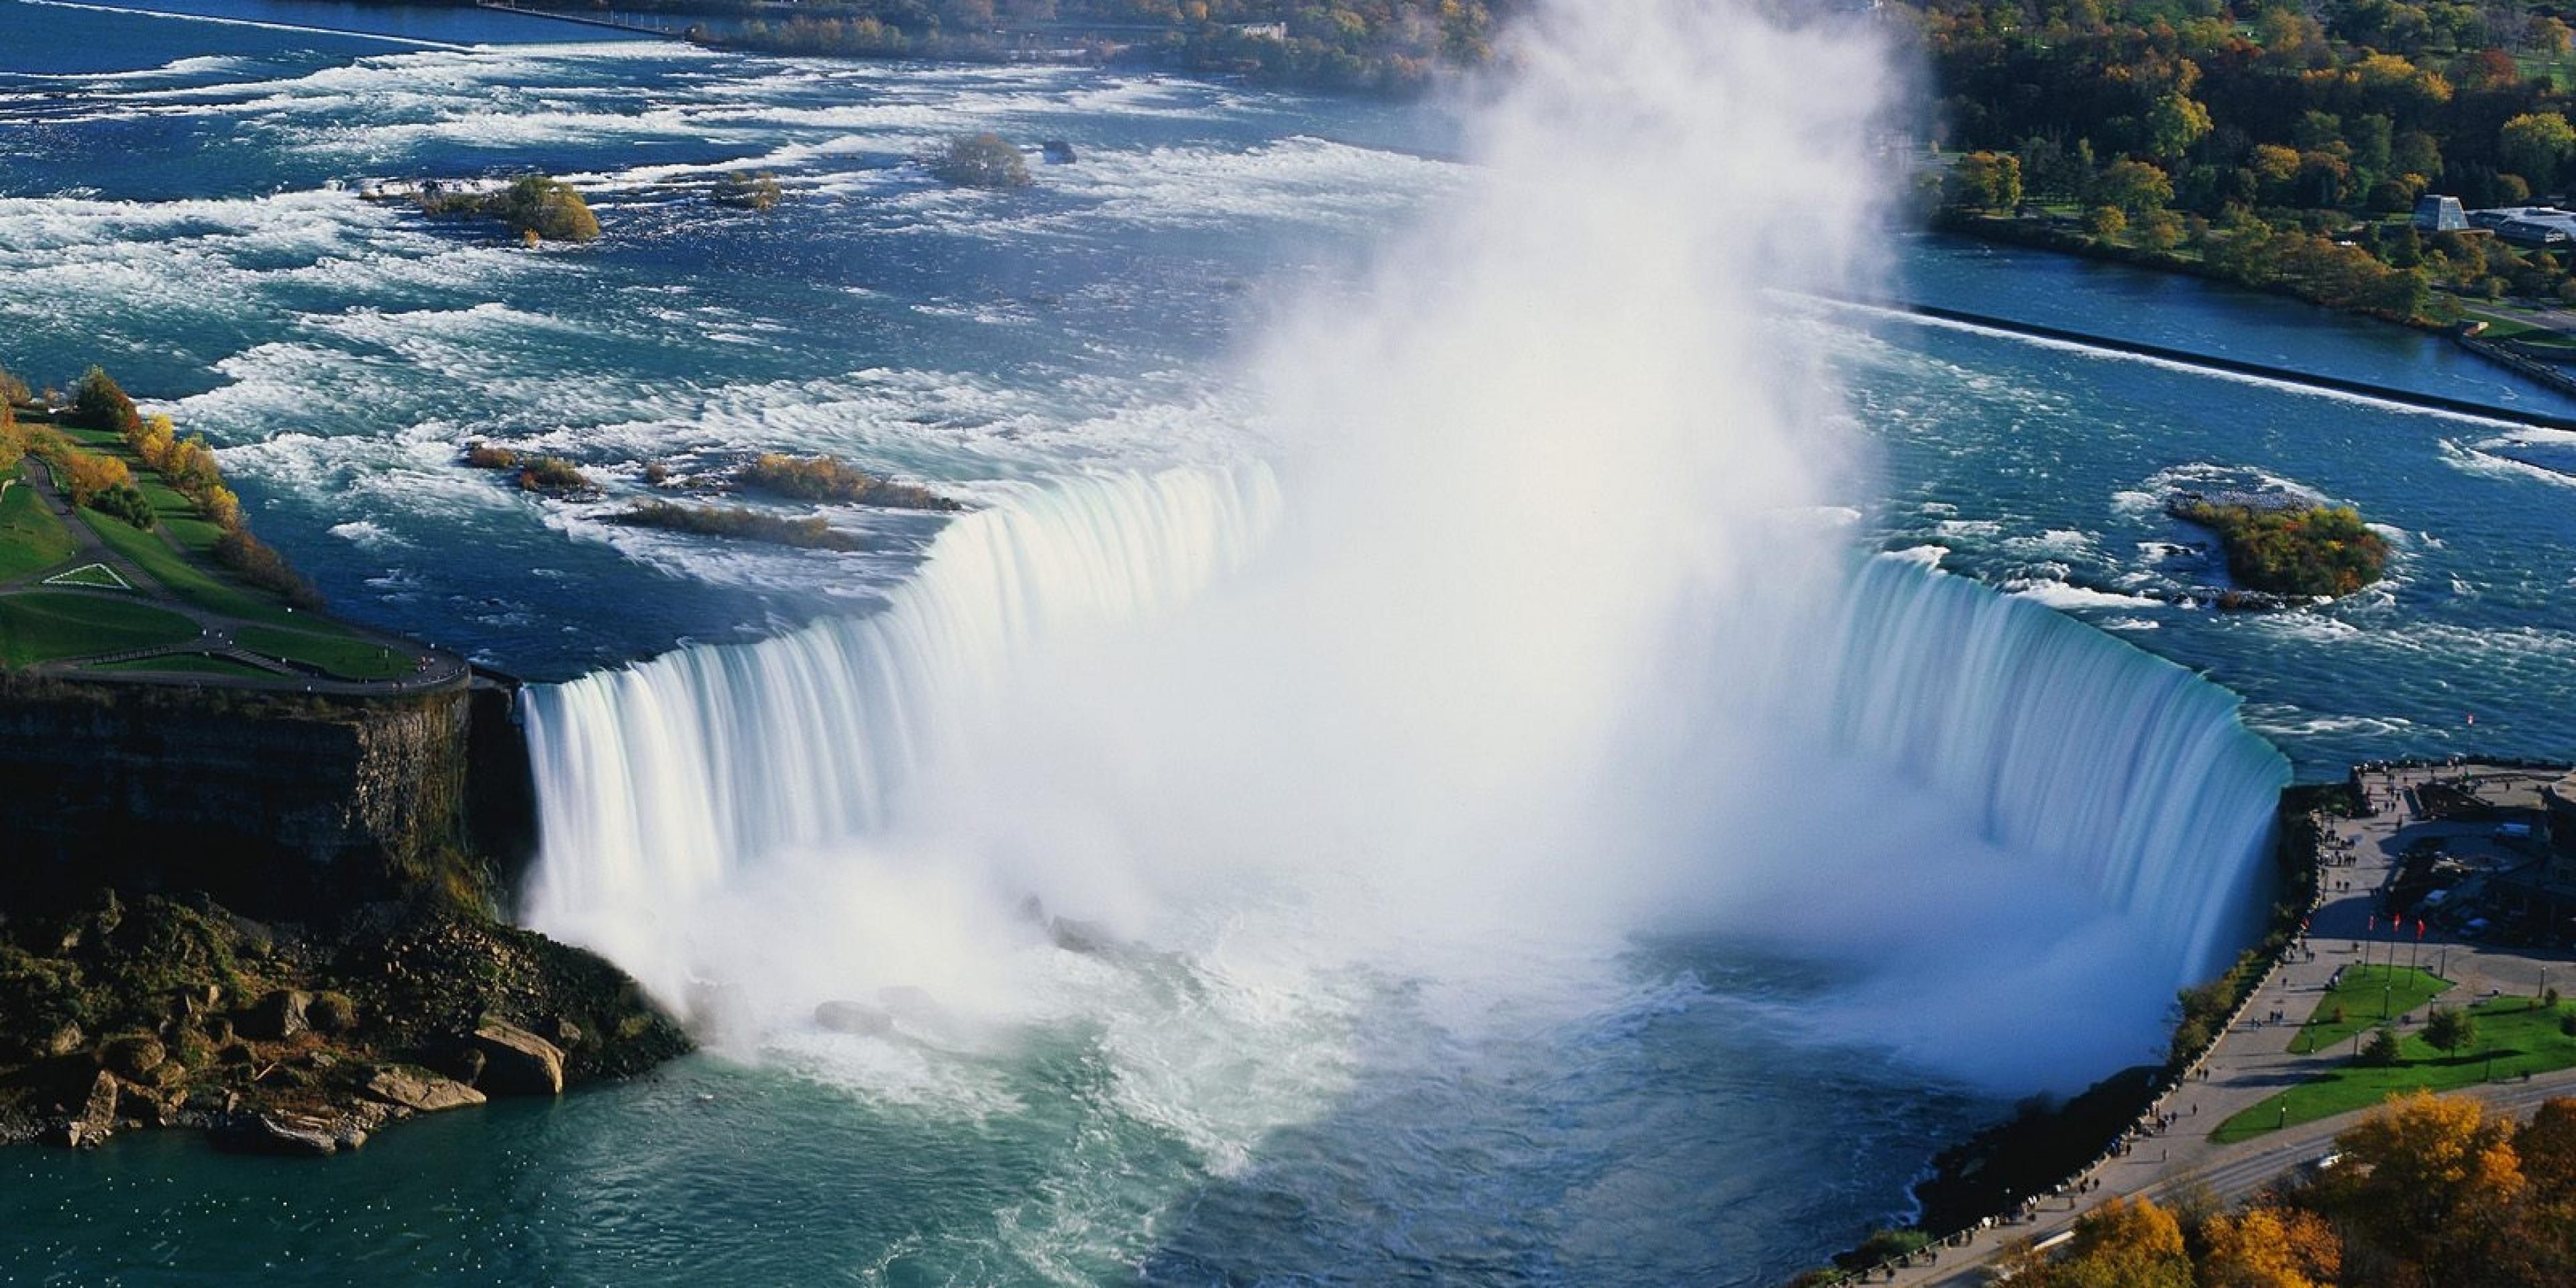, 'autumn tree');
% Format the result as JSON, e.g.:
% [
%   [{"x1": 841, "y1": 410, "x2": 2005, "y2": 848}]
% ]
[
  {"x1": 2196, "y1": 1203, "x2": 2339, "y2": 1288},
  {"x1": 2321, "y1": 1090, "x2": 2525, "y2": 1271},
  {"x1": 2146, "y1": 93, "x2": 2212, "y2": 164},
  {"x1": 2055, "y1": 1195, "x2": 2192, "y2": 1288},
  {"x1": 68, "y1": 366, "x2": 142, "y2": 437},
  {"x1": 2093, "y1": 159, "x2": 2174, "y2": 213},
  {"x1": 1947, "y1": 151, "x2": 2023, "y2": 211},
  {"x1": 2502, "y1": 112, "x2": 2576, "y2": 193}
]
